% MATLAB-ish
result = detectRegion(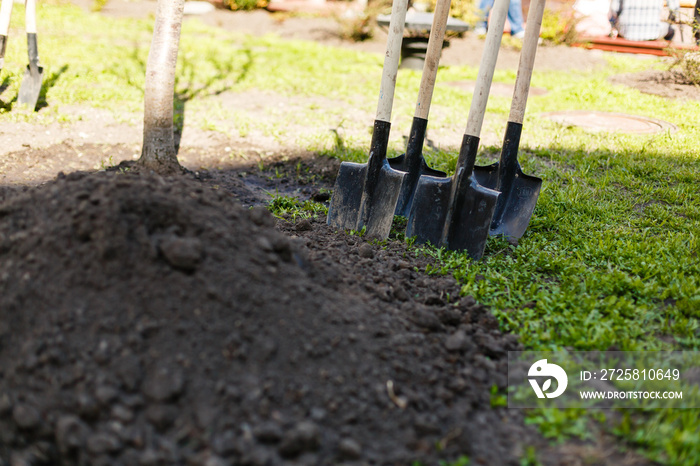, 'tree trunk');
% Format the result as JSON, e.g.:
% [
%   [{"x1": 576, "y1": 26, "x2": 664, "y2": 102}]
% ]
[{"x1": 138, "y1": 0, "x2": 185, "y2": 174}]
